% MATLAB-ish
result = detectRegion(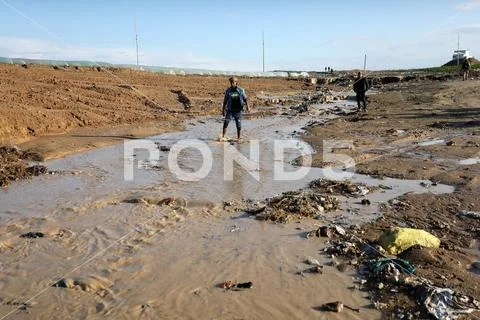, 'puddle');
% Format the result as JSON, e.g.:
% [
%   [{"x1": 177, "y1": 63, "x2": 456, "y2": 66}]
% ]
[
  {"x1": 0, "y1": 106, "x2": 453, "y2": 225},
  {"x1": 458, "y1": 157, "x2": 480, "y2": 165},
  {"x1": 417, "y1": 139, "x2": 445, "y2": 147}
]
